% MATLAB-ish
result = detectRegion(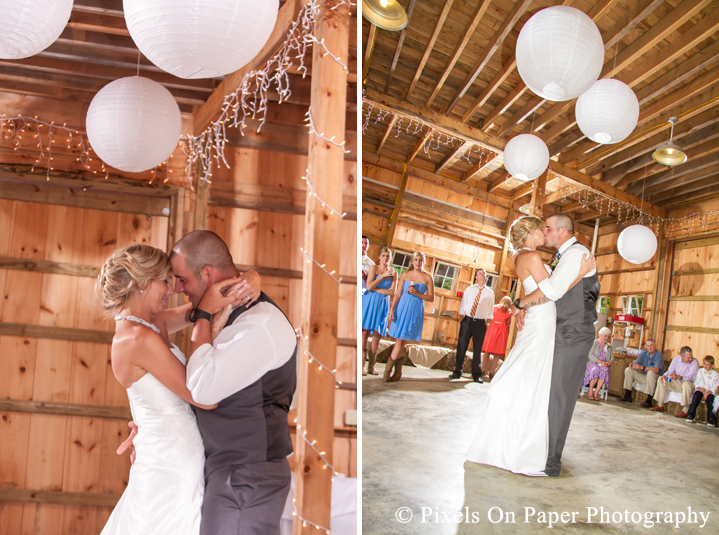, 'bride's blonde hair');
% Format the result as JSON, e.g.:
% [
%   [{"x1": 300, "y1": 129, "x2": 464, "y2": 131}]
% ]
[
  {"x1": 509, "y1": 216, "x2": 543, "y2": 253},
  {"x1": 96, "y1": 244, "x2": 170, "y2": 316}
]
